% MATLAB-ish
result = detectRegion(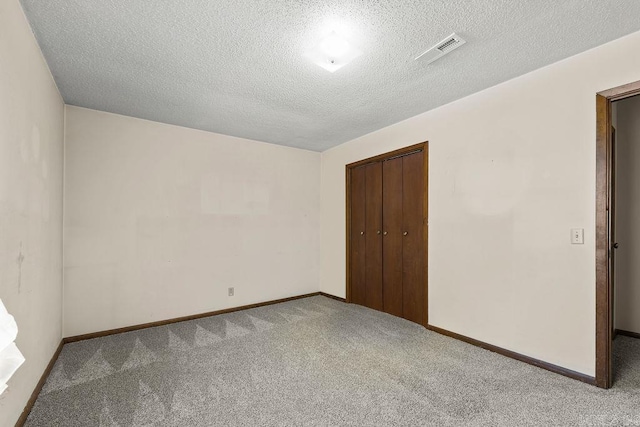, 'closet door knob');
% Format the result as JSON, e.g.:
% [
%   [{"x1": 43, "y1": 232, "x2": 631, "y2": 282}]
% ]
[
  {"x1": 383, "y1": 231, "x2": 388, "y2": 236},
  {"x1": 377, "y1": 230, "x2": 381, "y2": 235},
  {"x1": 360, "y1": 231, "x2": 364, "y2": 235},
  {"x1": 403, "y1": 231, "x2": 408, "y2": 236}
]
